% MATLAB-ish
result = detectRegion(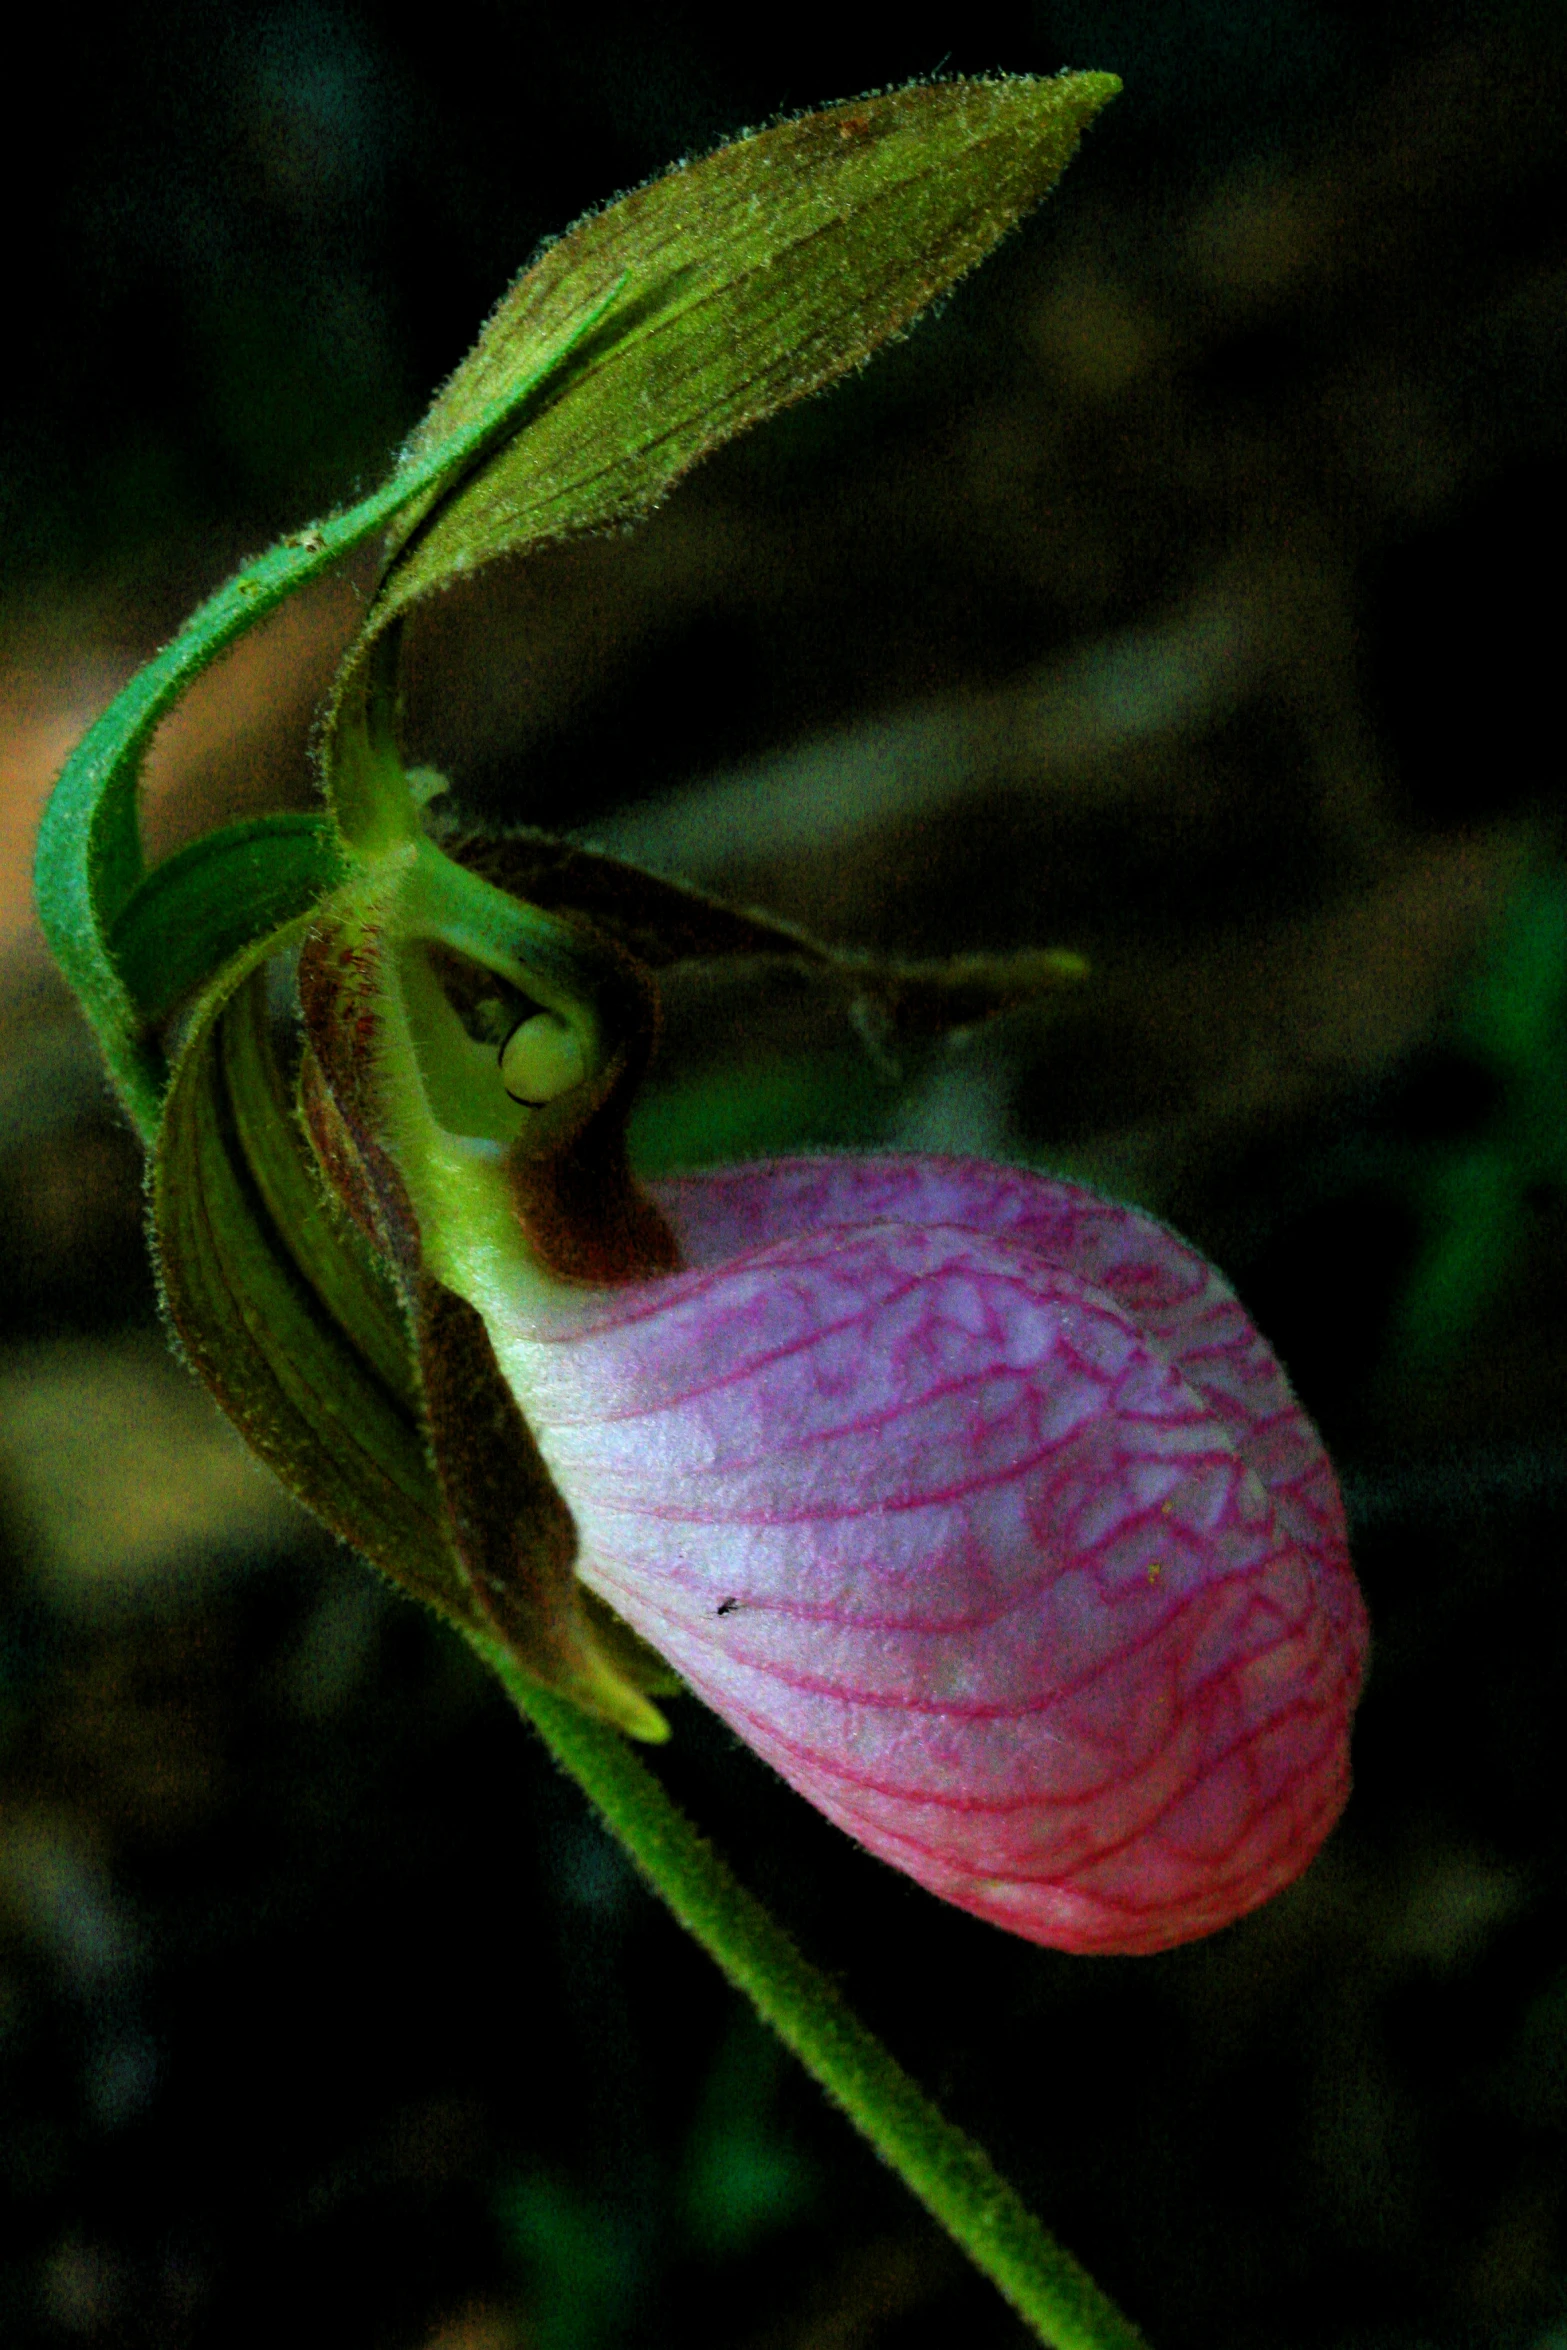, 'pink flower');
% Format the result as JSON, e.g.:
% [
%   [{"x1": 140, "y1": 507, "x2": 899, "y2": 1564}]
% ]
[{"x1": 489, "y1": 1154, "x2": 1367, "y2": 1957}]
